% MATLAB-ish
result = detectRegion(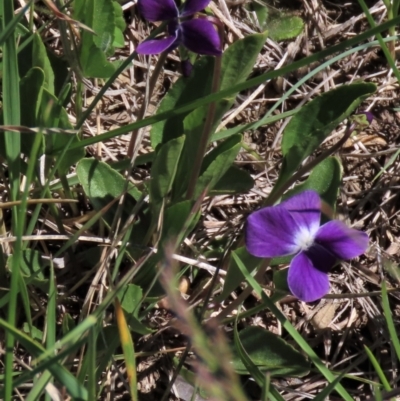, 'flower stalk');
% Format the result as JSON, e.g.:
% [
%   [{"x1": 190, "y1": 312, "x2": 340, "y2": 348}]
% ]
[{"x1": 186, "y1": 54, "x2": 222, "y2": 200}]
